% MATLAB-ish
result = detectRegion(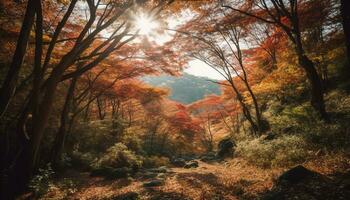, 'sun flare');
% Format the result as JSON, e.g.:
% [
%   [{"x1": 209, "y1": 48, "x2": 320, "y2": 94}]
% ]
[{"x1": 135, "y1": 13, "x2": 159, "y2": 36}]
